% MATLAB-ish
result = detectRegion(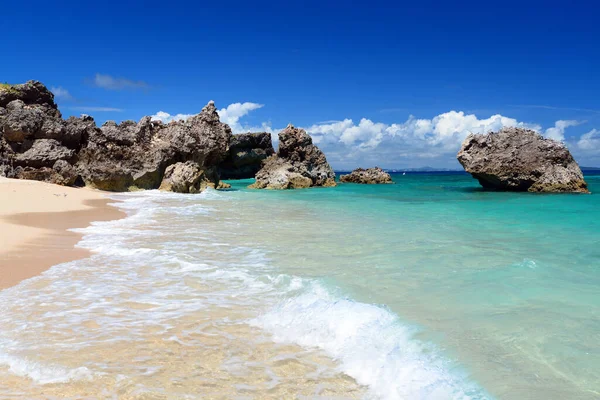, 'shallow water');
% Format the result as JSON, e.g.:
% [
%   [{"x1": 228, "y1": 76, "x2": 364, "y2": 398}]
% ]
[{"x1": 0, "y1": 172, "x2": 598, "y2": 399}]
